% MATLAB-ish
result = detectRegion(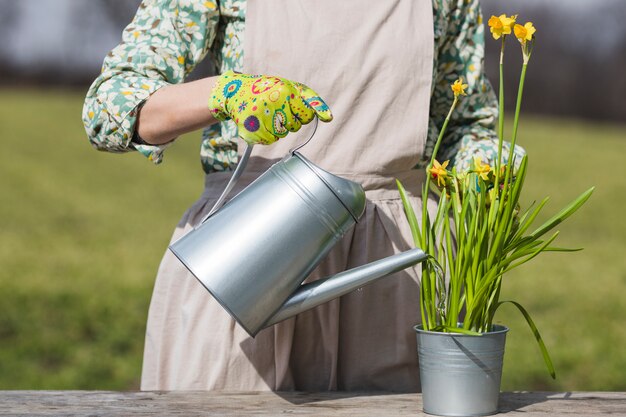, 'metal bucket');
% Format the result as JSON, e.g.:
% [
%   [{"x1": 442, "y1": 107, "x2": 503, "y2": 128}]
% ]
[{"x1": 415, "y1": 324, "x2": 509, "y2": 416}]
